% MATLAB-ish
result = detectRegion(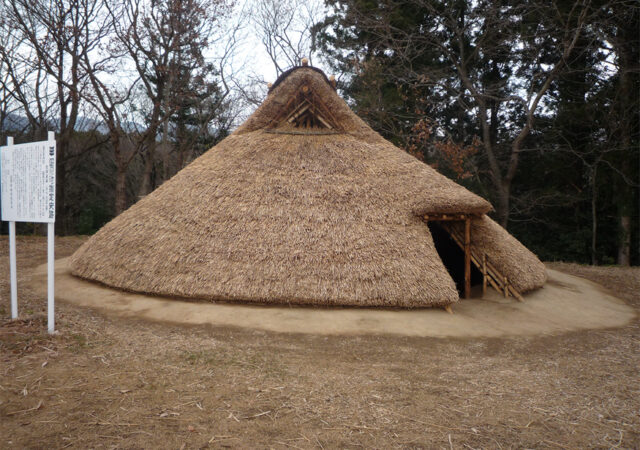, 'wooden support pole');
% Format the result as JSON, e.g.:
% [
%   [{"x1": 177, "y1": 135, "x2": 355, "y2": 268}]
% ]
[
  {"x1": 486, "y1": 274, "x2": 502, "y2": 293},
  {"x1": 482, "y1": 253, "x2": 487, "y2": 296},
  {"x1": 464, "y1": 218, "x2": 471, "y2": 299},
  {"x1": 509, "y1": 286, "x2": 525, "y2": 302}
]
